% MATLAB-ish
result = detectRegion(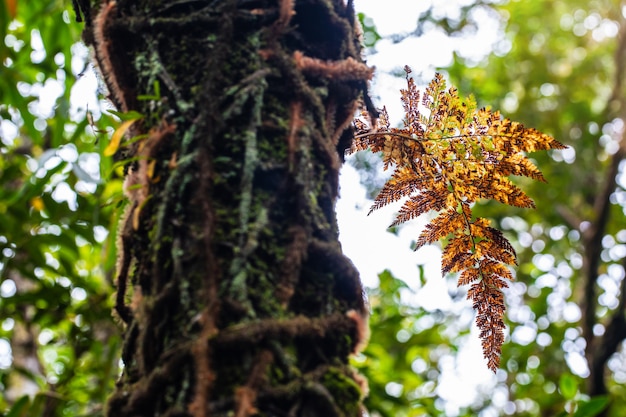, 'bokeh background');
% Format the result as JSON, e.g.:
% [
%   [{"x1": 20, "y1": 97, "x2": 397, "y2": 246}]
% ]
[{"x1": 1, "y1": 1, "x2": 625, "y2": 416}]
